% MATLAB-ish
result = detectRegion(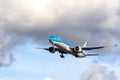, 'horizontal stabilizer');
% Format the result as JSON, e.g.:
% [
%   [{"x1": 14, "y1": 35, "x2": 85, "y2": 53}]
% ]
[{"x1": 86, "y1": 54, "x2": 99, "y2": 56}]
